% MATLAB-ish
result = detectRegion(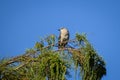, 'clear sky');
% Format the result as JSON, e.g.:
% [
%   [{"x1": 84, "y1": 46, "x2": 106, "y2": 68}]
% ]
[{"x1": 0, "y1": 0, "x2": 120, "y2": 80}]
